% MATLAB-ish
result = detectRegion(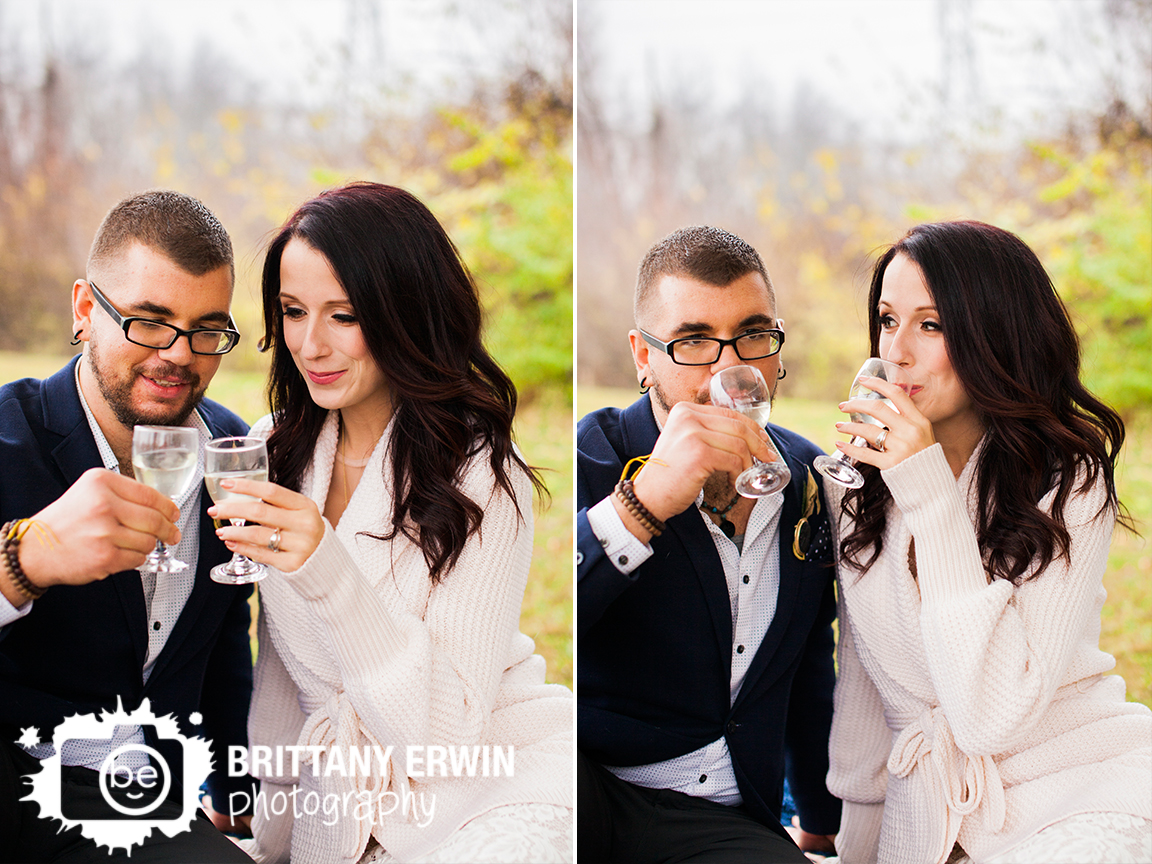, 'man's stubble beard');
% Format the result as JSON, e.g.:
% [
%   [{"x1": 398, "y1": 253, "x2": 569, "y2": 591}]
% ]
[{"x1": 87, "y1": 328, "x2": 207, "y2": 430}]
